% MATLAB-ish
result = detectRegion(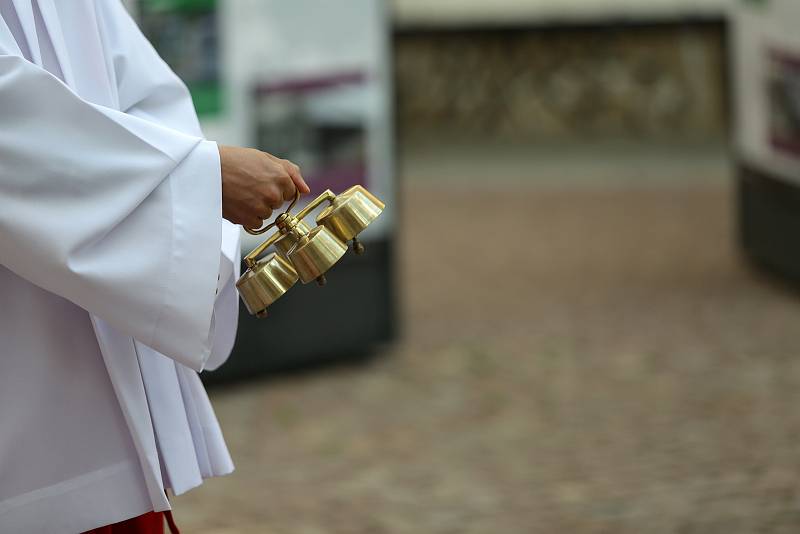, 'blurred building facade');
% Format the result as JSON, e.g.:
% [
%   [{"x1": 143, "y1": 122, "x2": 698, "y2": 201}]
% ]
[{"x1": 393, "y1": 0, "x2": 728, "y2": 142}]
